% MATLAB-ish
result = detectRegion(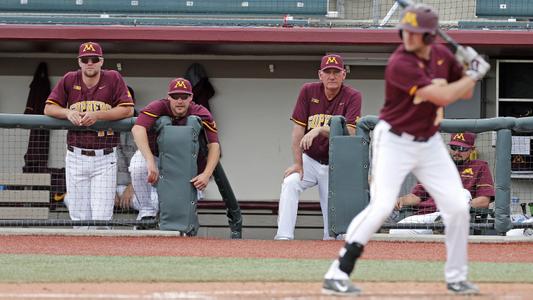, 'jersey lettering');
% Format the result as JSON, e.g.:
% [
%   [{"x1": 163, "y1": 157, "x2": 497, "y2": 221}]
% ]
[
  {"x1": 307, "y1": 114, "x2": 332, "y2": 130},
  {"x1": 70, "y1": 100, "x2": 112, "y2": 112}
]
